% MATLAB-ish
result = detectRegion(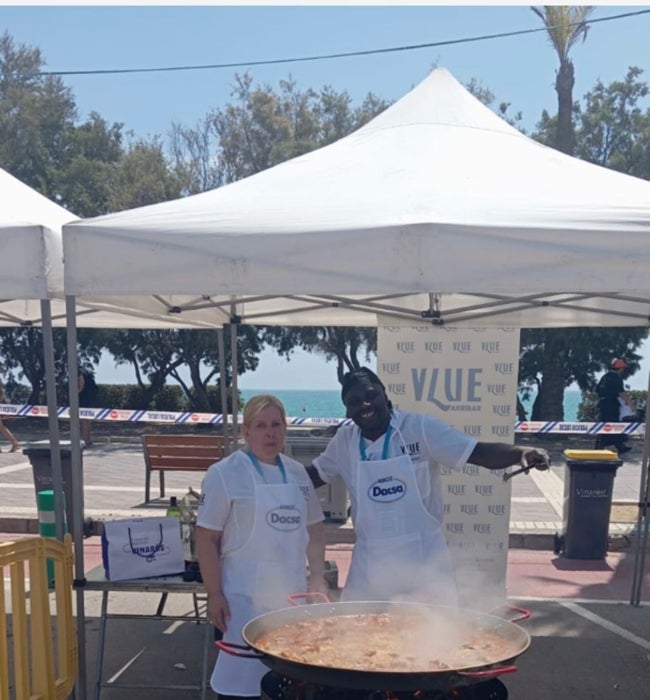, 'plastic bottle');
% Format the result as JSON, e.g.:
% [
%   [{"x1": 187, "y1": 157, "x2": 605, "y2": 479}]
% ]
[{"x1": 166, "y1": 496, "x2": 182, "y2": 520}]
